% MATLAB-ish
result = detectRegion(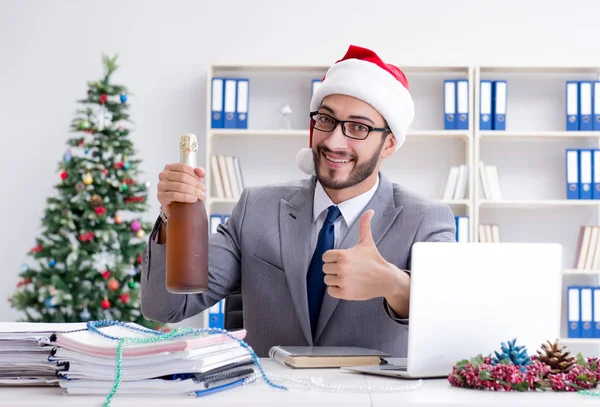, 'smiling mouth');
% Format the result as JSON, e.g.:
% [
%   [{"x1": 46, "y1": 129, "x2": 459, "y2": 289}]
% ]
[{"x1": 323, "y1": 152, "x2": 352, "y2": 164}]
